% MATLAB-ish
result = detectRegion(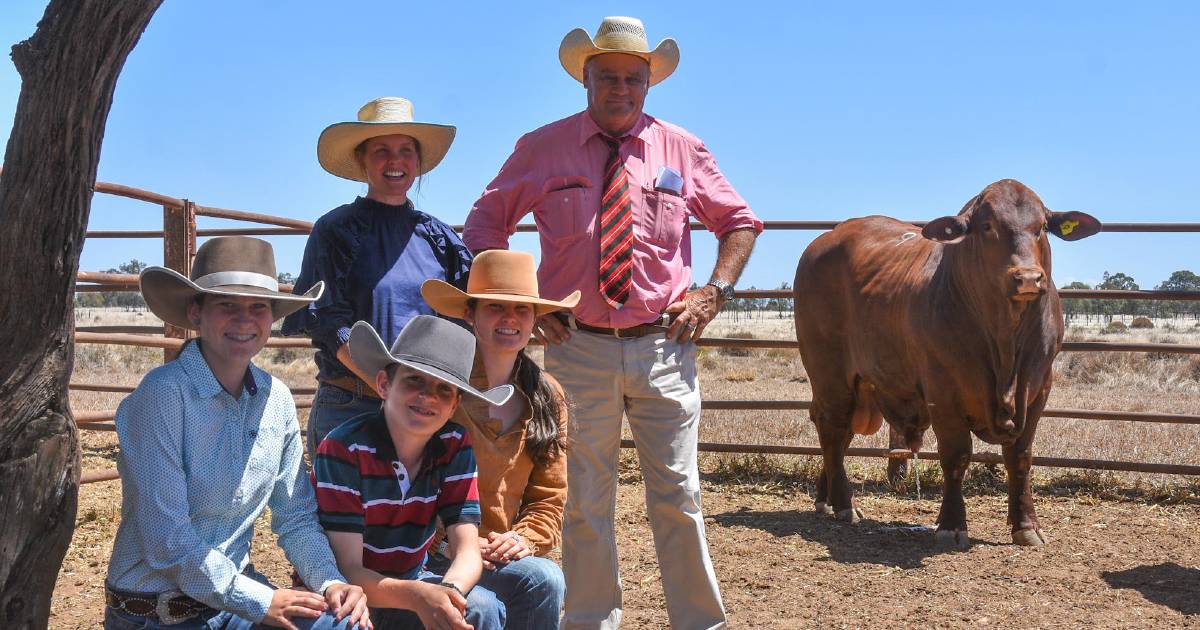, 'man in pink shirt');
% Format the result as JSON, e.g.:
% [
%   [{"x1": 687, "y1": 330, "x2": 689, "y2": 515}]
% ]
[{"x1": 464, "y1": 16, "x2": 761, "y2": 629}]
